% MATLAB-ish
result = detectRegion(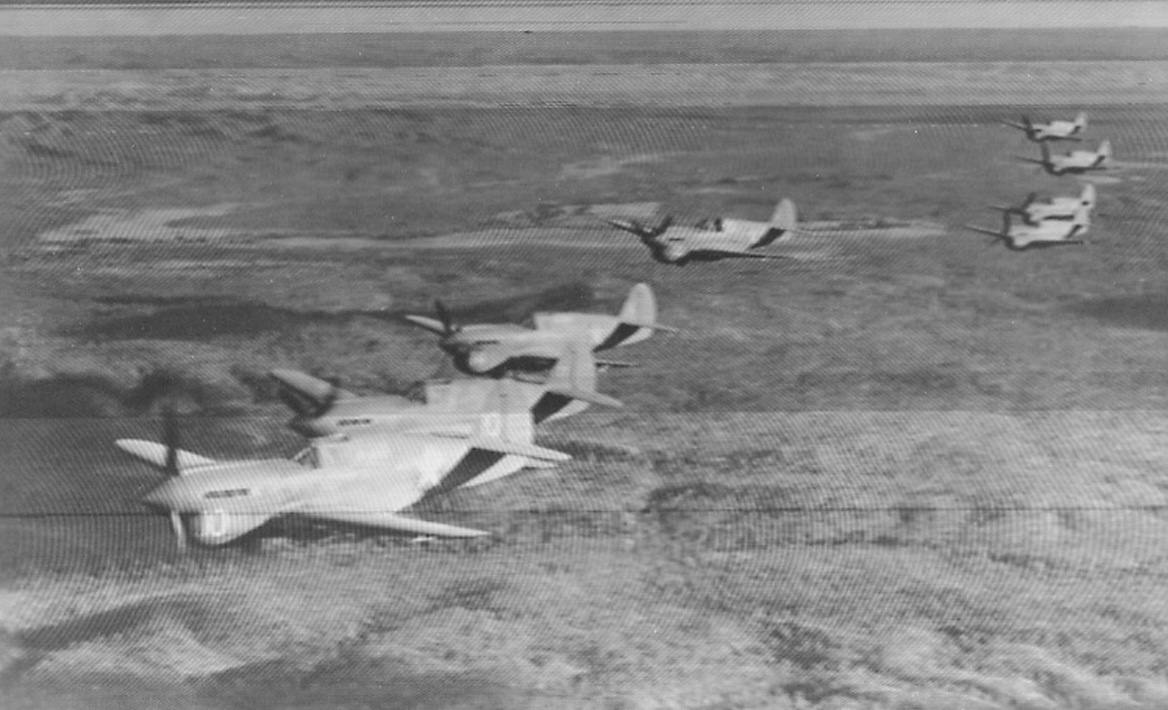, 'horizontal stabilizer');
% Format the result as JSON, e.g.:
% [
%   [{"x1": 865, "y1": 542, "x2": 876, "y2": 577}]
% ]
[
  {"x1": 115, "y1": 439, "x2": 218, "y2": 473},
  {"x1": 316, "y1": 510, "x2": 489, "y2": 538},
  {"x1": 460, "y1": 436, "x2": 572, "y2": 463},
  {"x1": 546, "y1": 386, "x2": 624, "y2": 409},
  {"x1": 620, "y1": 320, "x2": 680, "y2": 333},
  {"x1": 403, "y1": 315, "x2": 449, "y2": 335}
]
